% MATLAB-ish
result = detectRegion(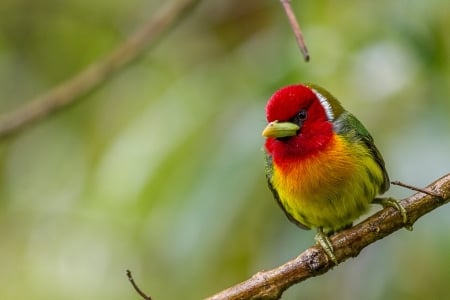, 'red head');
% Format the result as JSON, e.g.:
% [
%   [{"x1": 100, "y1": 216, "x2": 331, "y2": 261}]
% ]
[{"x1": 263, "y1": 84, "x2": 343, "y2": 162}]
